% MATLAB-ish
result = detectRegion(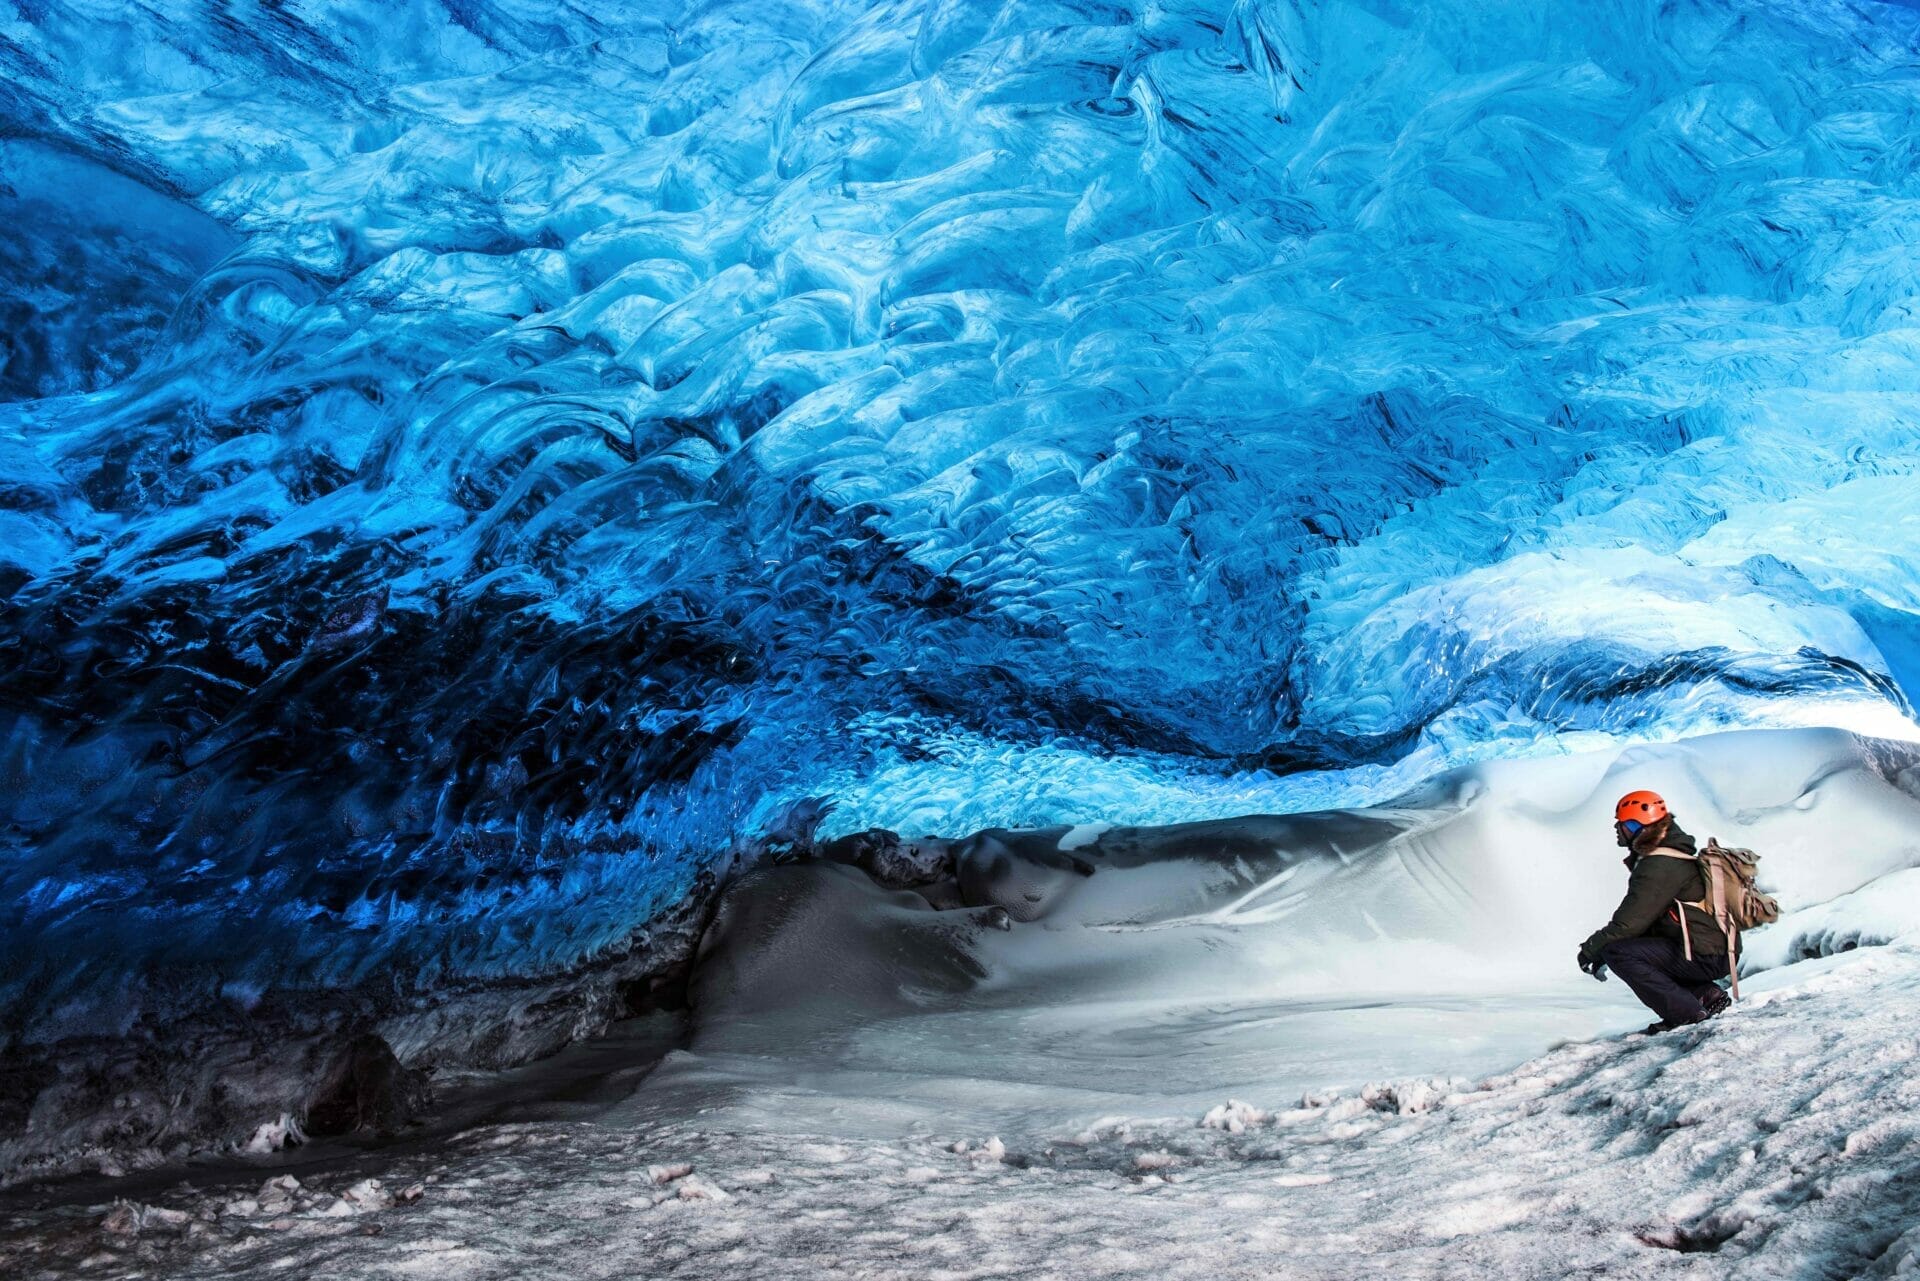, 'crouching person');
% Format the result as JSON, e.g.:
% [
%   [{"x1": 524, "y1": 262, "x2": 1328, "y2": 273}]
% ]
[{"x1": 1576, "y1": 790, "x2": 1732, "y2": 1035}]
